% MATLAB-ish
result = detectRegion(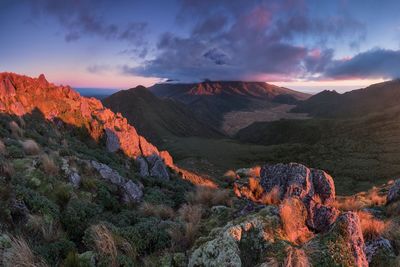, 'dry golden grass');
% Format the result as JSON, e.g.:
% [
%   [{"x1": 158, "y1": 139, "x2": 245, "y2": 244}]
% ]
[
  {"x1": 3, "y1": 236, "x2": 48, "y2": 267},
  {"x1": 233, "y1": 177, "x2": 280, "y2": 205},
  {"x1": 21, "y1": 139, "x2": 40, "y2": 155},
  {"x1": 279, "y1": 197, "x2": 313, "y2": 244},
  {"x1": 178, "y1": 204, "x2": 203, "y2": 223},
  {"x1": 0, "y1": 139, "x2": 6, "y2": 155},
  {"x1": 91, "y1": 224, "x2": 118, "y2": 267},
  {"x1": 9, "y1": 121, "x2": 23, "y2": 138},
  {"x1": 27, "y1": 215, "x2": 62, "y2": 243},
  {"x1": 356, "y1": 211, "x2": 386, "y2": 241},
  {"x1": 187, "y1": 186, "x2": 232, "y2": 207},
  {"x1": 259, "y1": 186, "x2": 281, "y2": 205},
  {"x1": 334, "y1": 189, "x2": 386, "y2": 211},
  {"x1": 284, "y1": 247, "x2": 311, "y2": 267},
  {"x1": 139, "y1": 202, "x2": 175, "y2": 220},
  {"x1": 40, "y1": 154, "x2": 58, "y2": 175}
]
